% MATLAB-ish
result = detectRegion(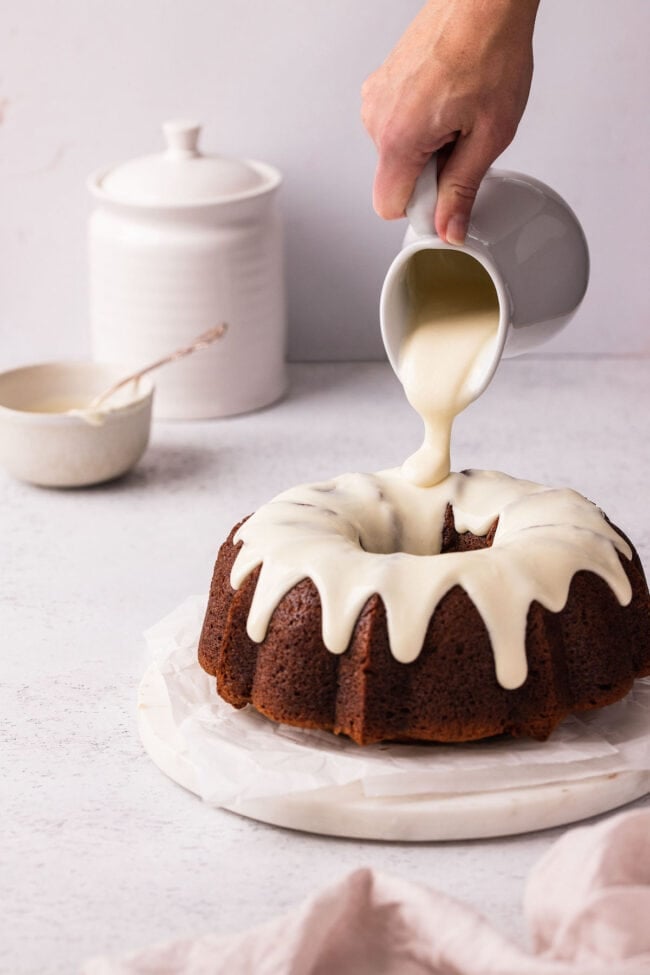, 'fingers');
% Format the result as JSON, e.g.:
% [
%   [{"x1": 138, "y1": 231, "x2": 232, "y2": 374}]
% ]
[
  {"x1": 434, "y1": 130, "x2": 499, "y2": 244},
  {"x1": 371, "y1": 125, "x2": 500, "y2": 238}
]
